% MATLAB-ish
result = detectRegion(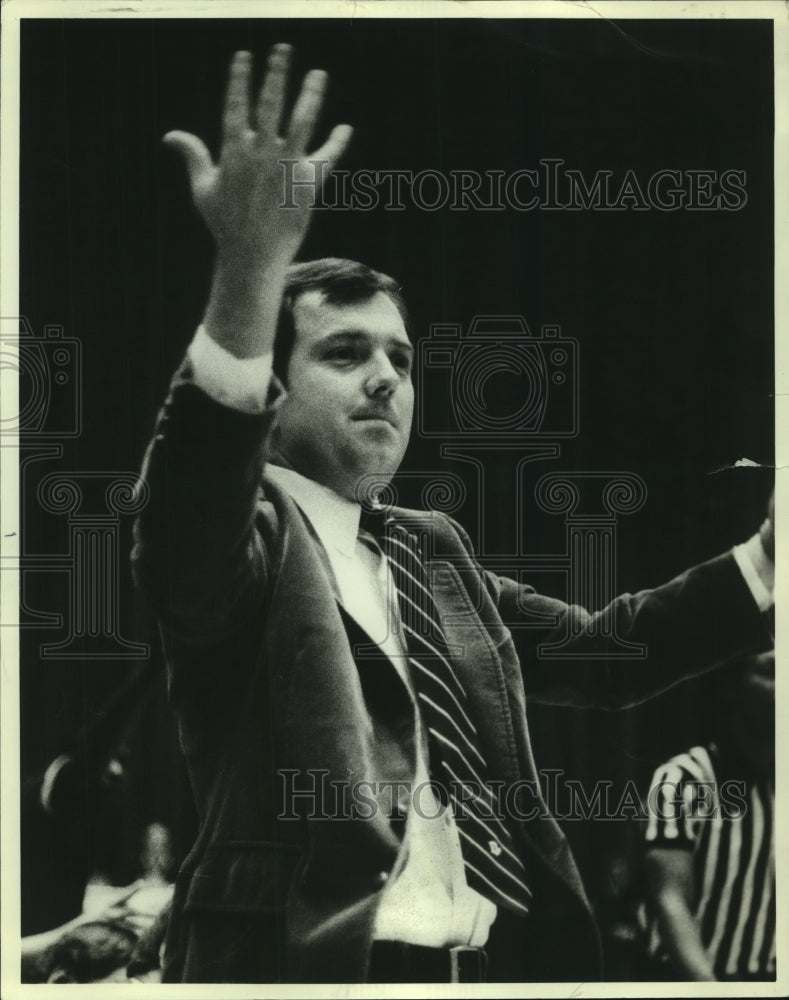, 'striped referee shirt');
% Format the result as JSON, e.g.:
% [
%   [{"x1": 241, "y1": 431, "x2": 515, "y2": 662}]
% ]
[{"x1": 644, "y1": 743, "x2": 775, "y2": 979}]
